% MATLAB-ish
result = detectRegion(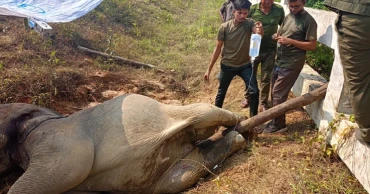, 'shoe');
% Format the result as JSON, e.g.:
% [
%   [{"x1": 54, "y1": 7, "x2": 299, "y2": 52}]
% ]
[
  {"x1": 240, "y1": 99, "x2": 250, "y2": 108},
  {"x1": 342, "y1": 100, "x2": 352, "y2": 108},
  {"x1": 263, "y1": 122, "x2": 287, "y2": 133},
  {"x1": 355, "y1": 129, "x2": 370, "y2": 146},
  {"x1": 259, "y1": 105, "x2": 269, "y2": 112}
]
